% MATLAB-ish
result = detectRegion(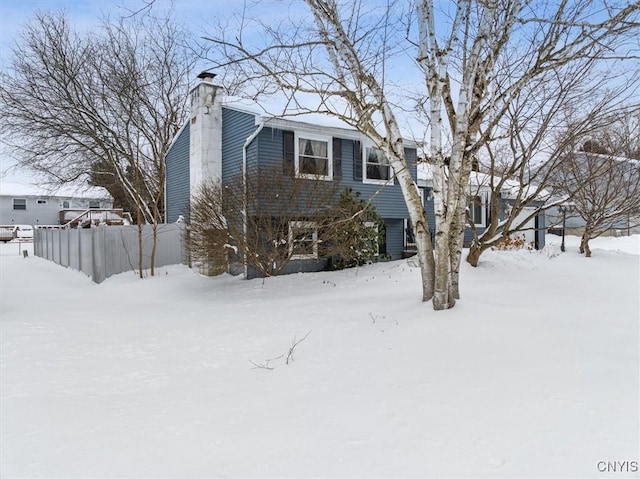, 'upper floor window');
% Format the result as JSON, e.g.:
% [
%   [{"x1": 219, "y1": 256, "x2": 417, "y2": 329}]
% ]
[
  {"x1": 295, "y1": 133, "x2": 332, "y2": 179},
  {"x1": 364, "y1": 146, "x2": 392, "y2": 185},
  {"x1": 13, "y1": 198, "x2": 26, "y2": 210}
]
